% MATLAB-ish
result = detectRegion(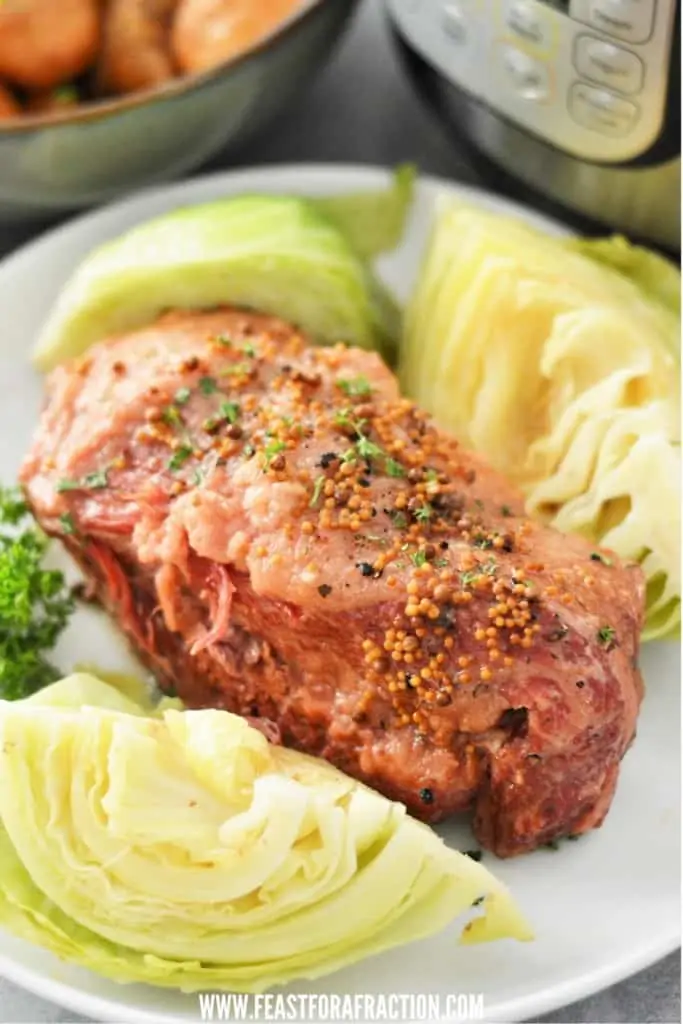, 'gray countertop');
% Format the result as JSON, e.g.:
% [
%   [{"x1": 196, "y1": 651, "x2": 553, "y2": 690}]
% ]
[{"x1": 0, "y1": 2, "x2": 679, "y2": 1022}]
